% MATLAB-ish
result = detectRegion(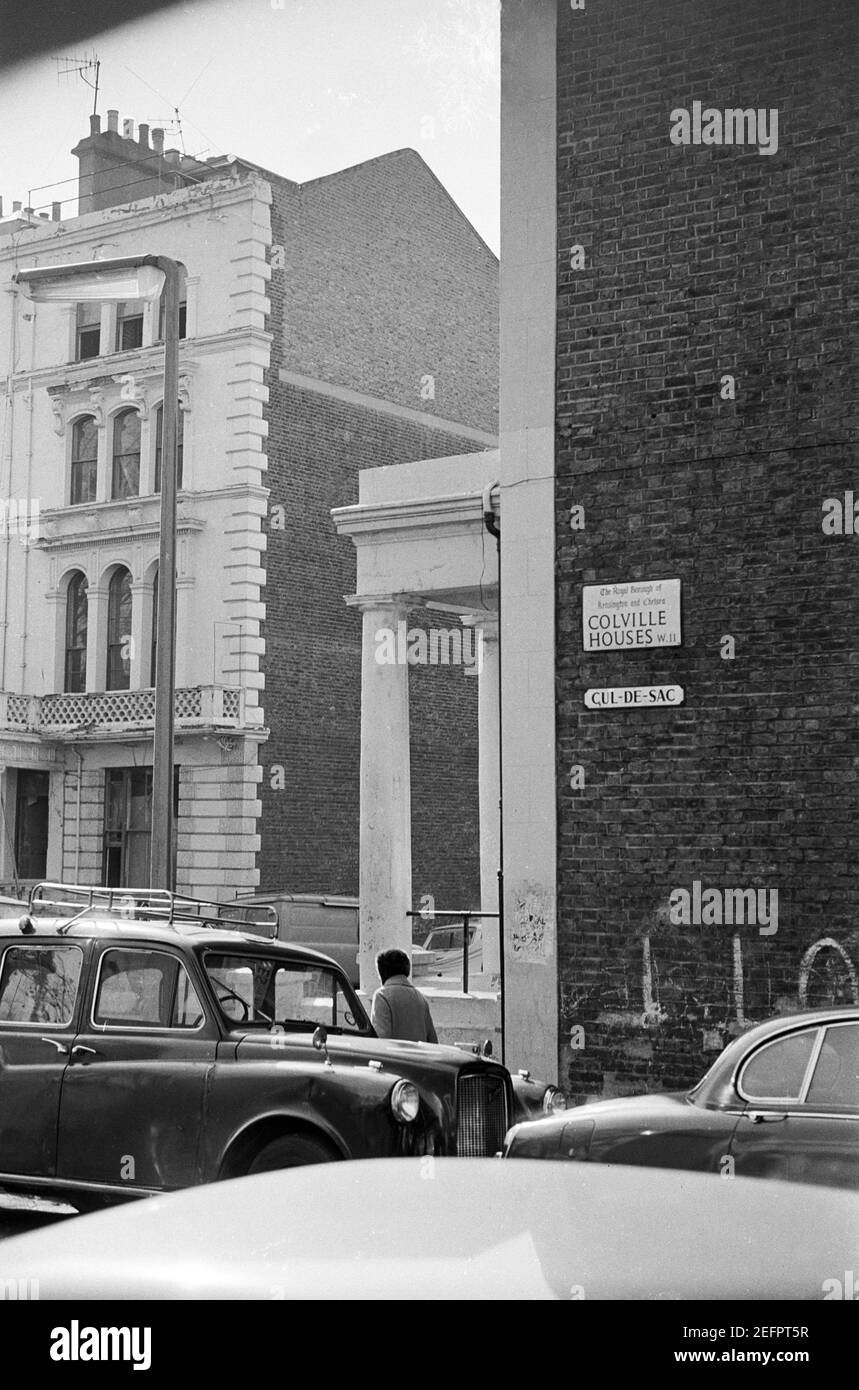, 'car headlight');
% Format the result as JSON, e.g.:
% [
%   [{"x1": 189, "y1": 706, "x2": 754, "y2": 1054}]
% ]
[
  {"x1": 390, "y1": 1079, "x2": 420, "y2": 1123},
  {"x1": 542, "y1": 1085, "x2": 568, "y2": 1115}
]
